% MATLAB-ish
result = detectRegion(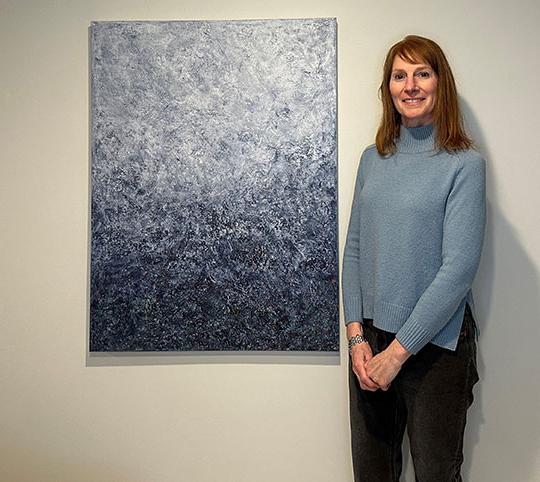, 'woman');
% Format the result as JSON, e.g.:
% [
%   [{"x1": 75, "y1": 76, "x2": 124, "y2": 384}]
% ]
[{"x1": 342, "y1": 35, "x2": 486, "y2": 482}]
